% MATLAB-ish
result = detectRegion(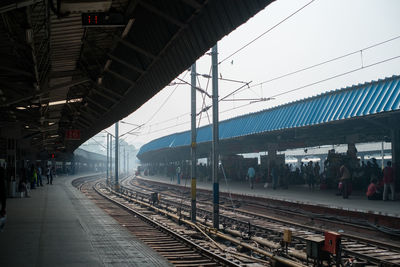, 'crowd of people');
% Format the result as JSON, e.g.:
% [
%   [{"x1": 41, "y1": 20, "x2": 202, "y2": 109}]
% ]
[
  {"x1": 18, "y1": 164, "x2": 56, "y2": 196},
  {"x1": 0, "y1": 161, "x2": 57, "y2": 229},
  {"x1": 366, "y1": 161, "x2": 395, "y2": 201},
  {"x1": 141, "y1": 156, "x2": 396, "y2": 201}
]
